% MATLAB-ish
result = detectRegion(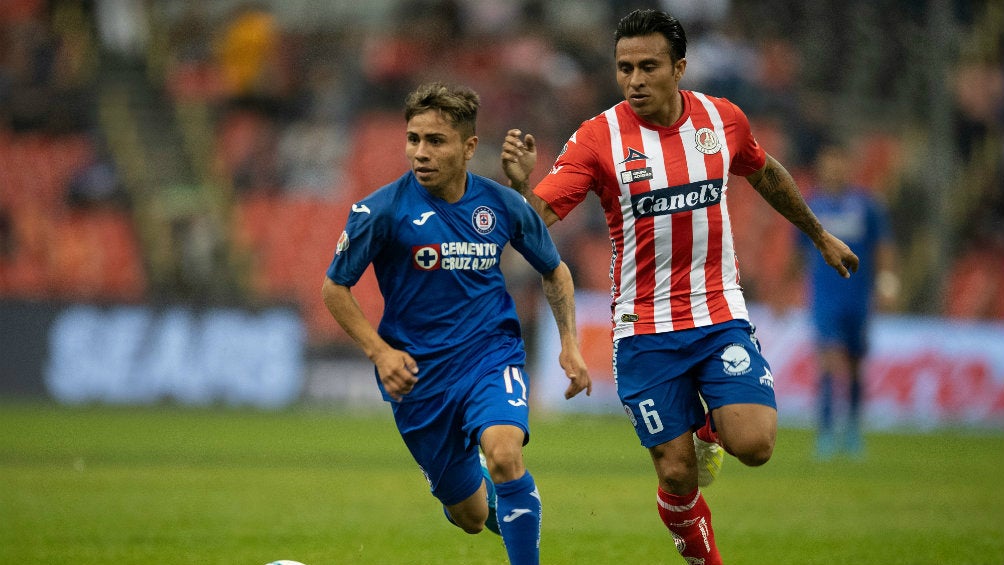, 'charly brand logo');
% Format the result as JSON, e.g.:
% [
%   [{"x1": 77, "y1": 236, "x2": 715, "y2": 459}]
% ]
[{"x1": 619, "y1": 147, "x2": 650, "y2": 164}]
